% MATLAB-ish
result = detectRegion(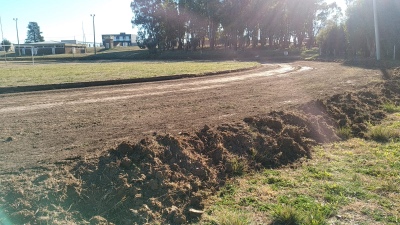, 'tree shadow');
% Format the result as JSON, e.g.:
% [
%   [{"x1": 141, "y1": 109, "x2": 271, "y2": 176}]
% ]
[
  {"x1": 83, "y1": 47, "x2": 303, "y2": 63},
  {"x1": 340, "y1": 57, "x2": 400, "y2": 80}
]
